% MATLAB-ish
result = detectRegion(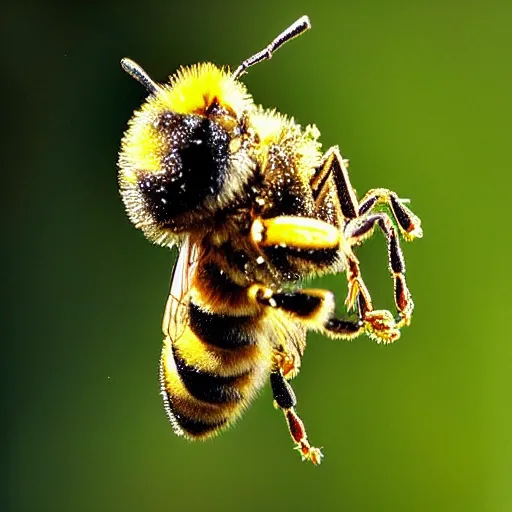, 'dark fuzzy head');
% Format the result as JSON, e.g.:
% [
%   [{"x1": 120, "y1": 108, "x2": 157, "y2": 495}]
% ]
[{"x1": 137, "y1": 110, "x2": 231, "y2": 225}]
